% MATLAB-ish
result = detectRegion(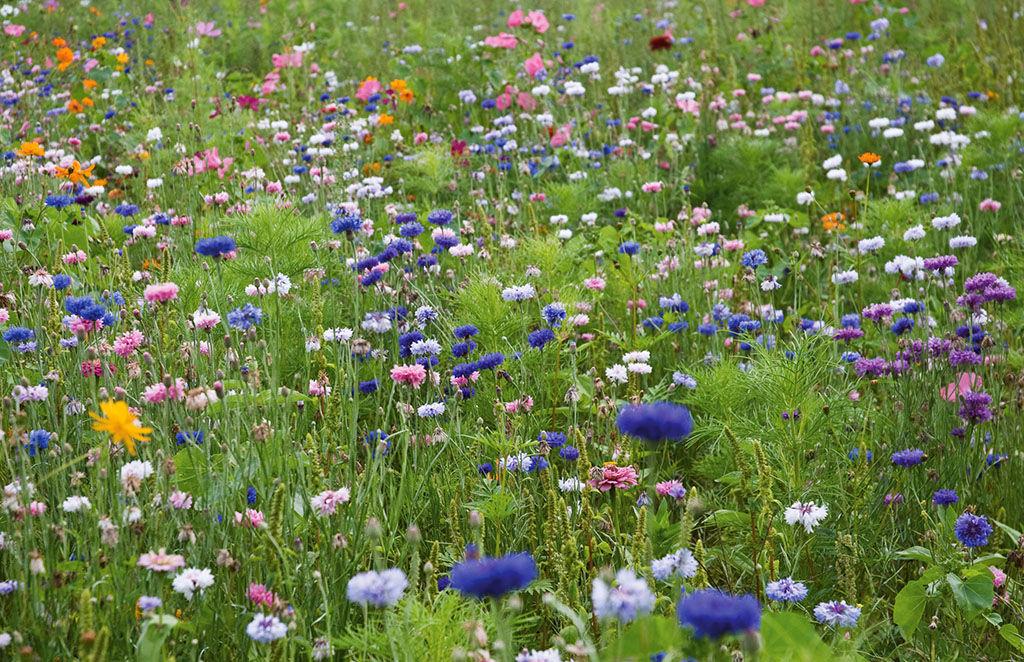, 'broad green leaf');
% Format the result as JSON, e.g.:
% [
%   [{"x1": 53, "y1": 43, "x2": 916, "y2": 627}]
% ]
[
  {"x1": 946, "y1": 572, "x2": 994, "y2": 614},
  {"x1": 136, "y1": 614, "x2": 178, "y2": 662},
  {"x1": 893, "y1": 580, "x2": 928, "y2": 639},
  {"x1": 761, "y1": 611, "x2": 831, "y2": 661},
  {"x1": 999, "y1": 624, "x2": 1024, "y2": 652},
  {"x1": 992, "y1": 520, "x2": 1022, "y2": 545},
  {"x1": 600, "y1": 615, "x2": 686, "y2": 661}
]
